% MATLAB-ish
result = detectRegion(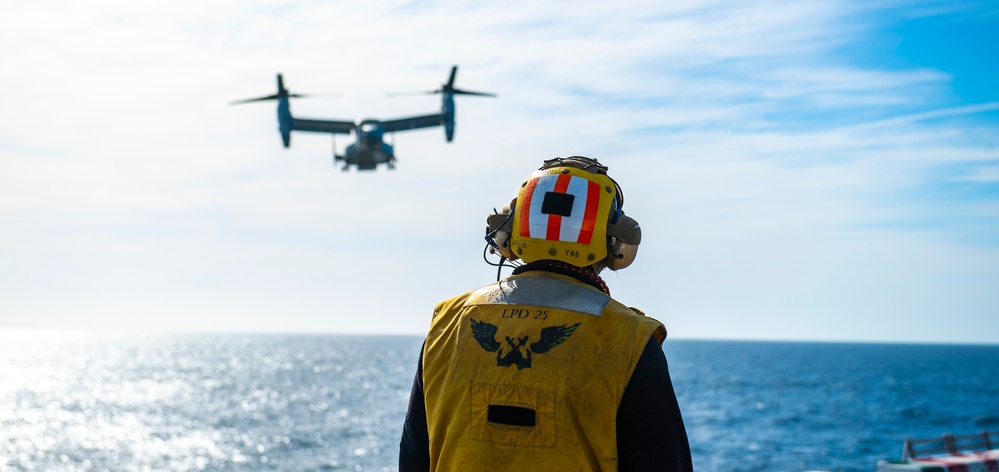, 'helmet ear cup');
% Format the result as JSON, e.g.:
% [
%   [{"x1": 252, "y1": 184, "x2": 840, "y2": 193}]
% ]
[
  {"x1": 486, "y1": 199, "x2": 518, "y2": 261},
  {"x1": 493, "y1": 230, "x2": 516, "y2": 260},
  {"x1": 607, "y1": 240, "x2": 638, "y2": 270},
  {"x1": 605, "y1": 214, "x2": 641, "y2": 270}
]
